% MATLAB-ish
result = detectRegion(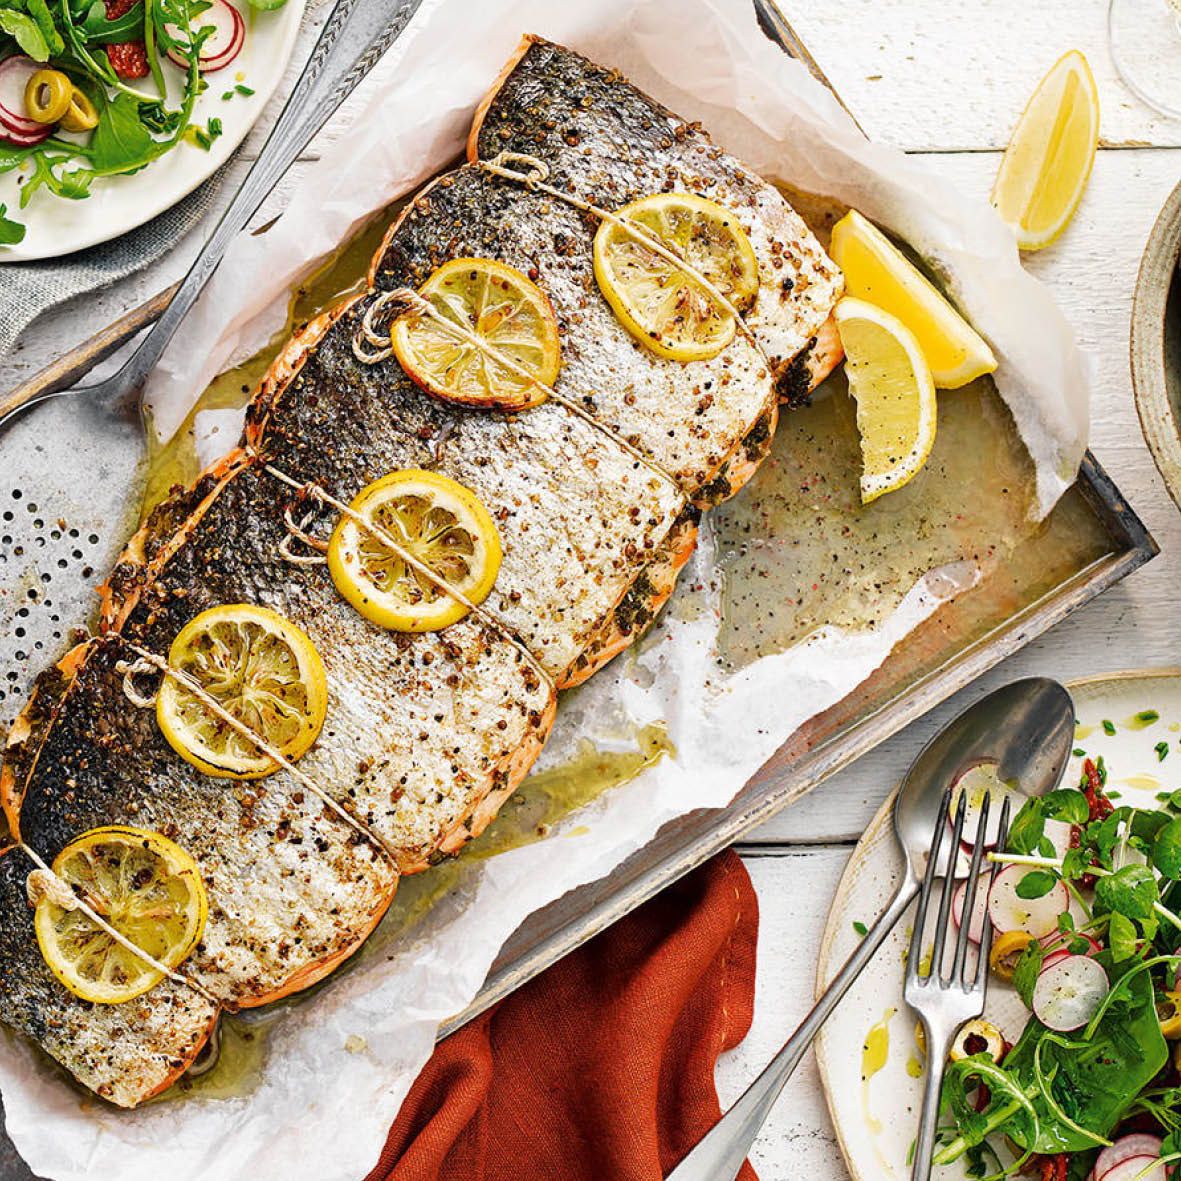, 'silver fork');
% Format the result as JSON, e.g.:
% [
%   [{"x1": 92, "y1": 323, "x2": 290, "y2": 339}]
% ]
[{"x1": 906, "y1": 787, "x2": 1011, "y2": 1181}]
